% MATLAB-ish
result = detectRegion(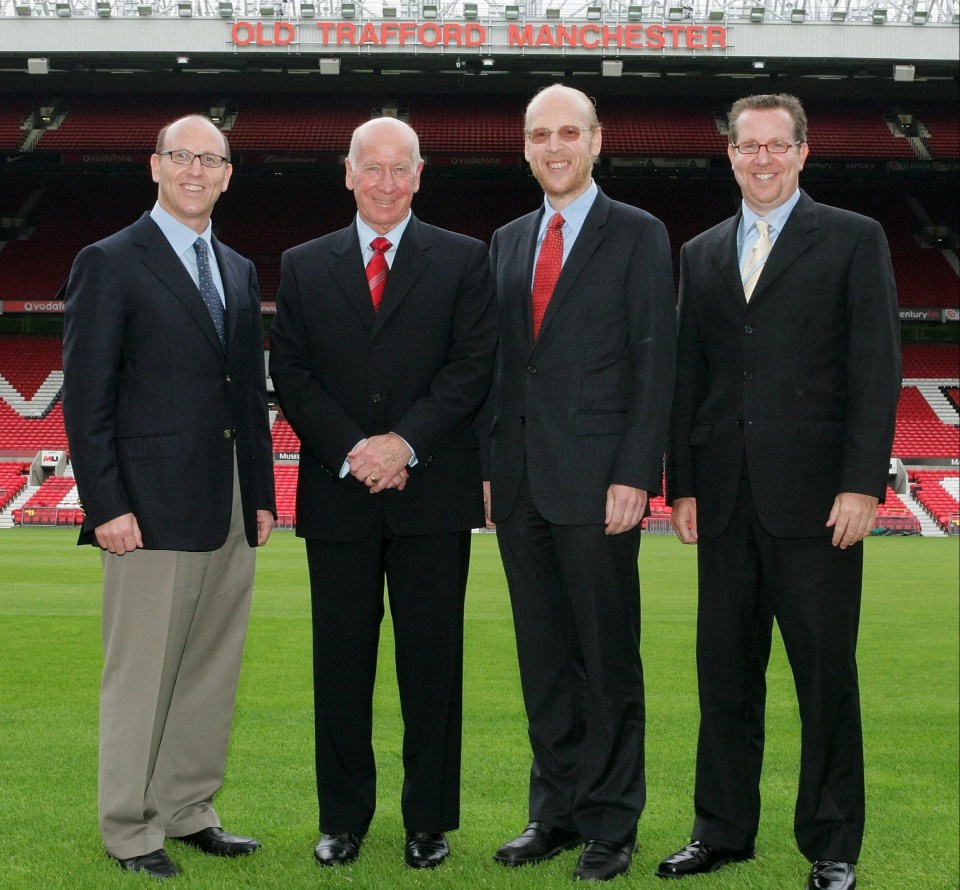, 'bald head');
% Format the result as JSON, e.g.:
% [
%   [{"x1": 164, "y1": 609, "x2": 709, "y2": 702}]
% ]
[{"x1": 348, "y1": 117, "x2": 422, "y2": 169}]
